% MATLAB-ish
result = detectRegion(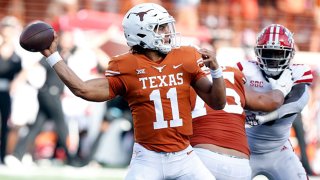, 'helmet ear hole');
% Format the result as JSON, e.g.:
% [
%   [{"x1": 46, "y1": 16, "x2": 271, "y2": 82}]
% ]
[
  {"x1": 139, "y1": 41, "x2": 147, "y2": 47},
  {"x1": 137, "y1": 34, "x2": 146, "y2": 38}
]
